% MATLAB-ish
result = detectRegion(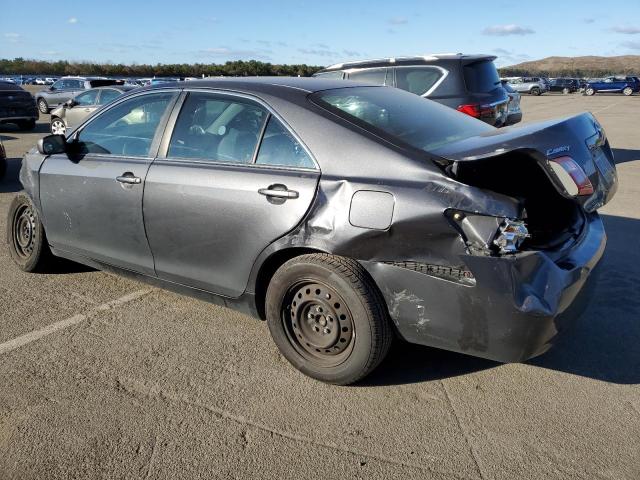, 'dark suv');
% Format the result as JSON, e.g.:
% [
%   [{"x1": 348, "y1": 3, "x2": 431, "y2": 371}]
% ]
[
  {"x1": 0, "y1": 80, "x2": 38, "y2": 130},
  {"x1": 313, "y1": 54, "x2": 511, "y2": 126},
  {"x1": 35, "y1": 77, "x2": 123, "y2": 113},
  {"x1": 549, "y1": 78, "x2": 580, "y2": 94}
]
